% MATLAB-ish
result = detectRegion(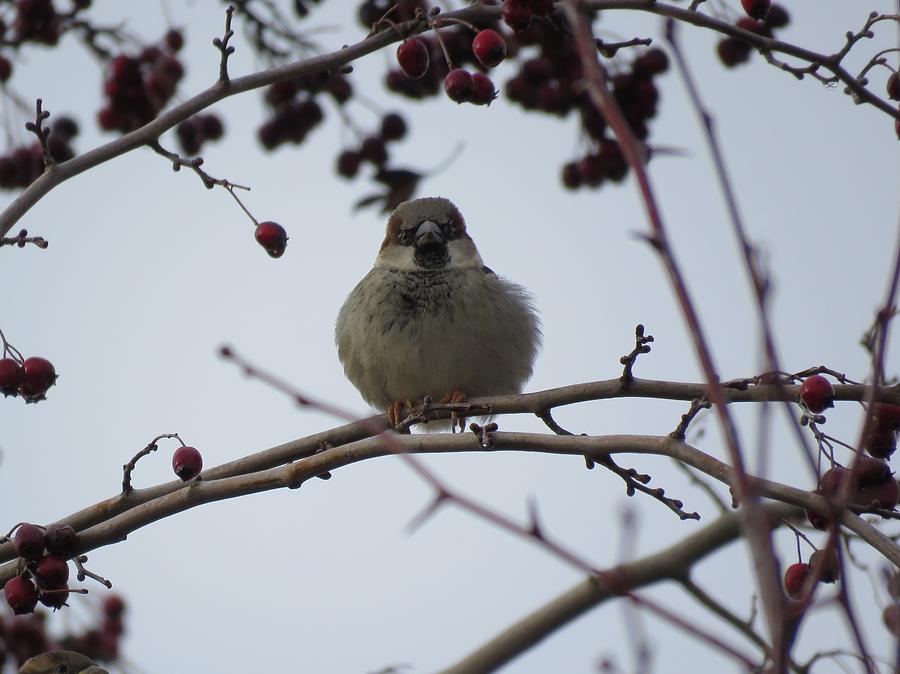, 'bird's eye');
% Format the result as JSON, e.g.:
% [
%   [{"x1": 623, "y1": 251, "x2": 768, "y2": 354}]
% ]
[
  {"x1": 439, "y1": 221, "x2": 456, "y2": 239},
  {"x1": 56, "y1": 665, "x2": 68, "y2": 673},
  {"x1": 397, "y1": 229, "x2": 414, "y2": 246}
]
